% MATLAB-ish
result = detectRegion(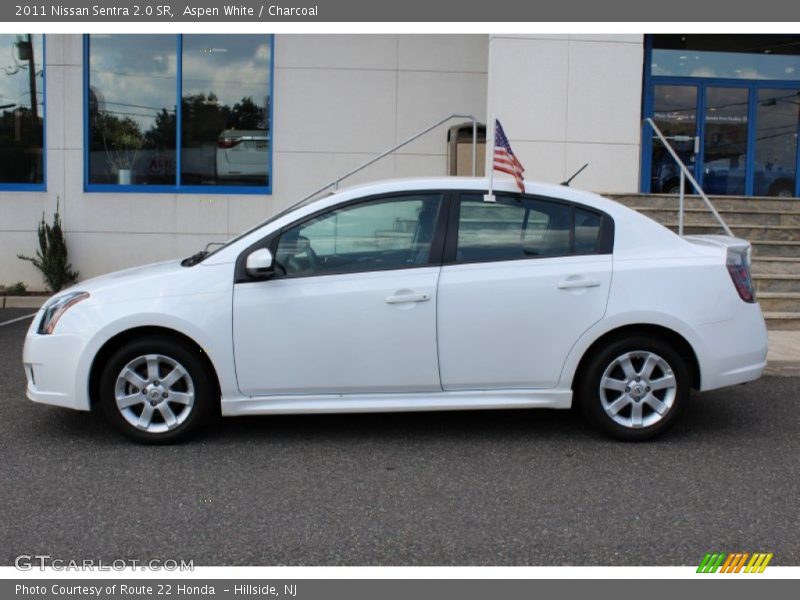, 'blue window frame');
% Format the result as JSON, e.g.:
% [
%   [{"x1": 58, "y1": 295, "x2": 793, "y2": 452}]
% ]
[
  {"x1": 642, "y1": 35, "x2": 800, "y2": 197},
  {"x1": 0, "y1": 34, "x2": 45, "y2": 191},
  {"x1": 84, "y1": 34, "x2": 274, "y2": 195}
]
